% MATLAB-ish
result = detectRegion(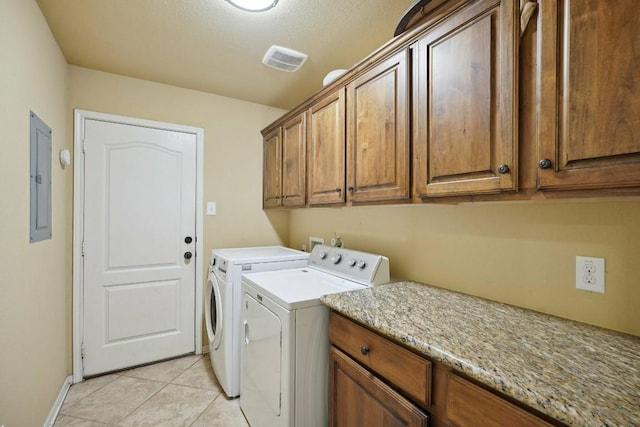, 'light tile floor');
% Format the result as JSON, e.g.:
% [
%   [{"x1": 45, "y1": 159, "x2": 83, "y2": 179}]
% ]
[{"x1": 54, "y1": 354, "x2": 250, "y2": 426}]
